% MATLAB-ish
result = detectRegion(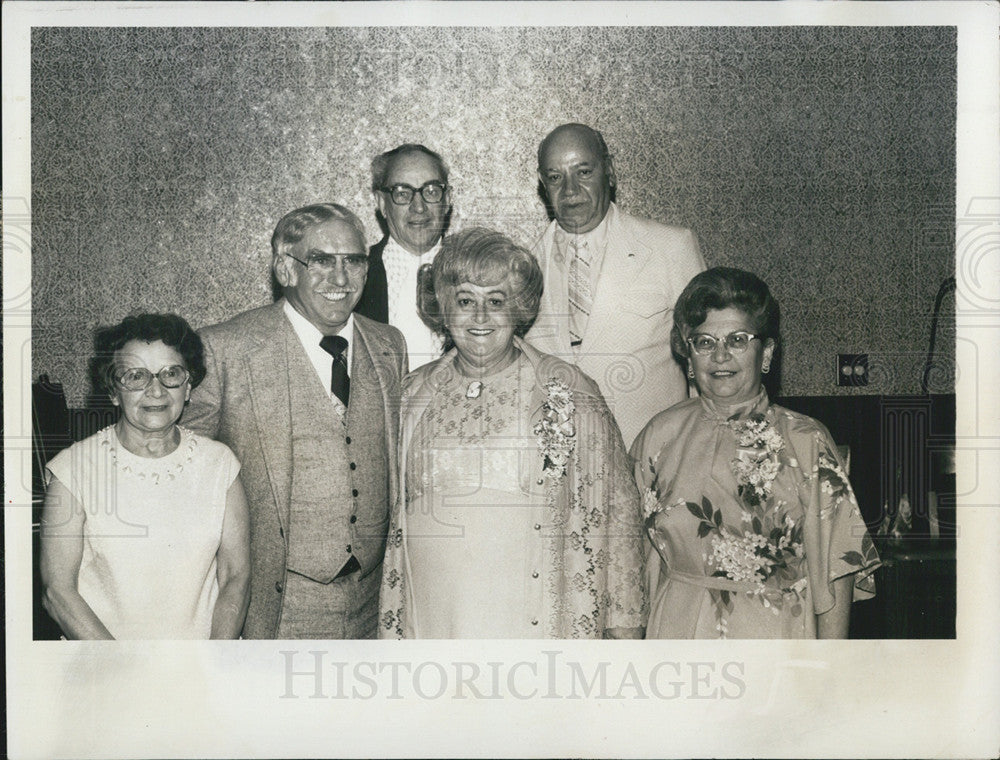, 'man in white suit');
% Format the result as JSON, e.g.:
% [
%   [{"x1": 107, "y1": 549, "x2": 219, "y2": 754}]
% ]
[{"x1": 526, "y1": 123, "x2": 705, "y2": 447}]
